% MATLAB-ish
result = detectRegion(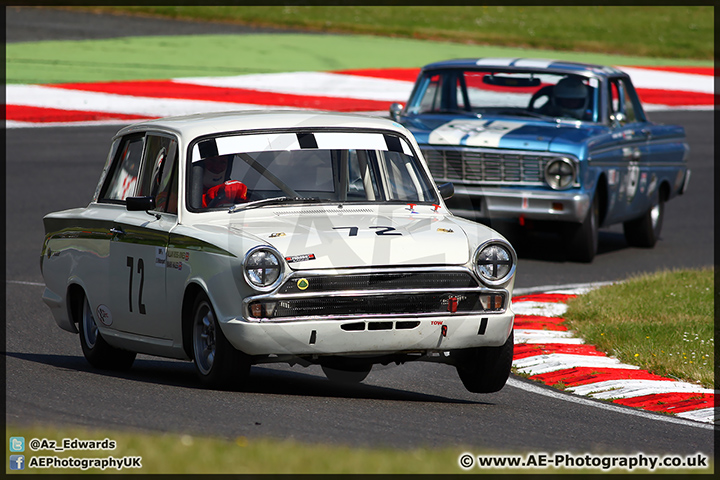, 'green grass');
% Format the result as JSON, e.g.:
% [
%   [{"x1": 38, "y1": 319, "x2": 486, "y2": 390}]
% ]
[
  {"x1": 563, "y1": 267, "x2": 715, "y2": 388},
  {"x1": 67, "y1": 5, "x2": 714, "y2": 60},
  {"x1": 5, "y1": 424, "x2": 712, "y2": 474}
]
